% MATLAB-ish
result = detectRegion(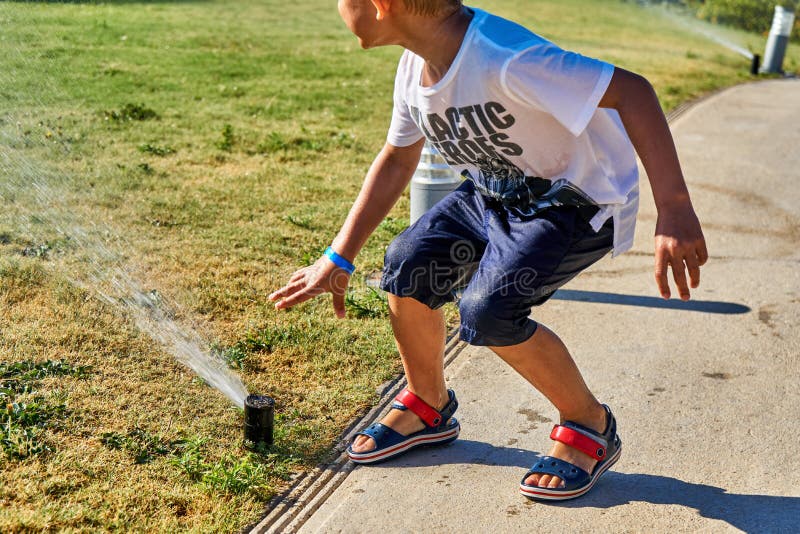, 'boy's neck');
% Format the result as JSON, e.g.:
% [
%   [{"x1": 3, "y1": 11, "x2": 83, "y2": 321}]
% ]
[{"x1": 401, "y1": 7, "x2": 474, "y2": 87}]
